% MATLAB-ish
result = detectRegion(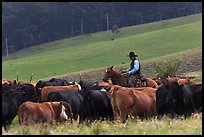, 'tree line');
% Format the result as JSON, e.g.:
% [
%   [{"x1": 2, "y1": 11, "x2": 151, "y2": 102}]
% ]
[{"x1": 2, "y1": 2, "x2": 202, "y2": 54}]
